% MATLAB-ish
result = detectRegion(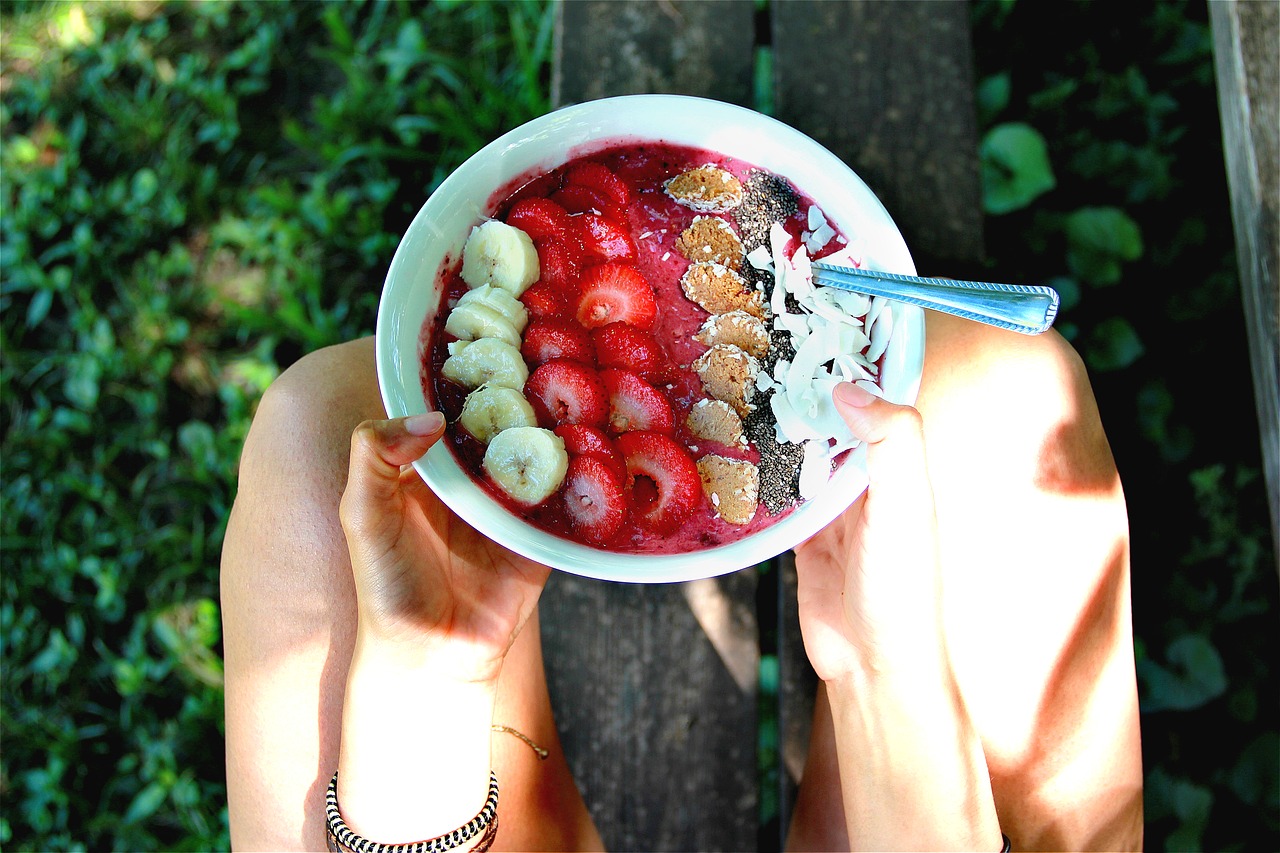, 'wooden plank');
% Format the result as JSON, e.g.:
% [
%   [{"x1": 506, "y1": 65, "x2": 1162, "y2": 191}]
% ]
[
  {"x1": 1209, "y1": 0, "x2": 1279, "y2": 570},
  {"x1": 540, "y1": 571, "x2": 760, "y2": 851},
  {"x1": 775, "y1": 552, "x2": 816, "y2": 841},
  {"x1": 545, "y1": 3, "x2": 762, "y2": 849},
  {"x1": 770, "y1": 1, "x2": 986, "y2": 839},
  {"x1": 554, "y1": 0, "x2": 757, "y2": 107},
  {"x1": 771, "y1": 0, "x2": 986, "y2": 274}
]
